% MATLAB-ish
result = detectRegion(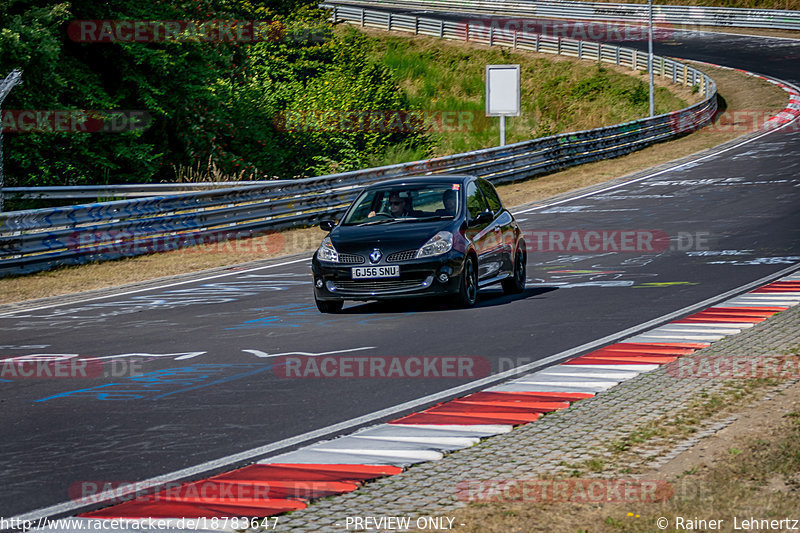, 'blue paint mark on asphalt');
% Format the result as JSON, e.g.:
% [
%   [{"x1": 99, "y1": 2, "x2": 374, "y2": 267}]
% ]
[
  {"x1": 226, "y1": 302, "x2": 417, "y2": 329},
  {"x1": 33, "y1": 363, "x2": 273, "y2": 402}
]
